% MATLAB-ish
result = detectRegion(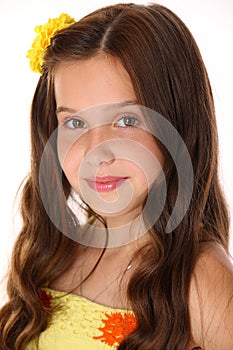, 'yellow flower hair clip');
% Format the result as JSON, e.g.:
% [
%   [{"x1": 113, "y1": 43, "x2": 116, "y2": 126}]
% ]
[{"x1": 27, "y1": 13, "x2": 75, "y2": 74}]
